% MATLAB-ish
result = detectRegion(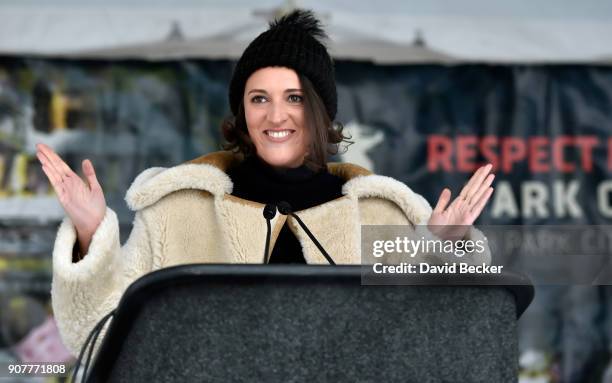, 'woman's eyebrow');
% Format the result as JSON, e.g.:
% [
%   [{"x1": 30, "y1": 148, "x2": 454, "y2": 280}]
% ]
[{"x1": 247, "y1": 88, "x2": 302, "y2": 94}]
